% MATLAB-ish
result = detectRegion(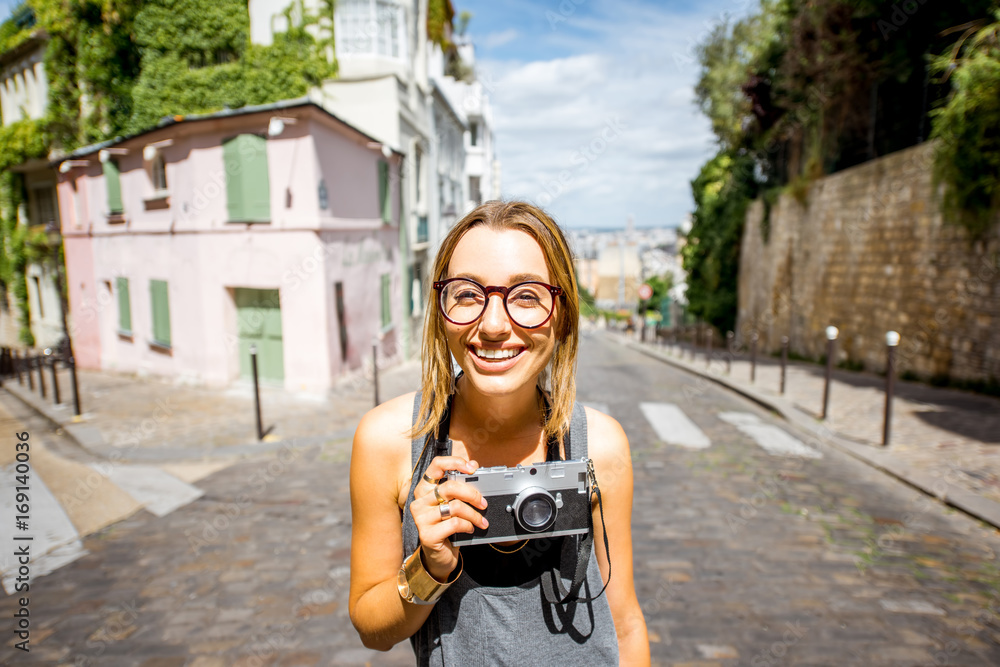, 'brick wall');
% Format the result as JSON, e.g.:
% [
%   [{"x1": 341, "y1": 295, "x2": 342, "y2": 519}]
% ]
[{"x1": 737, "y1": 141, "x2": 1000, "y2": 384}]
